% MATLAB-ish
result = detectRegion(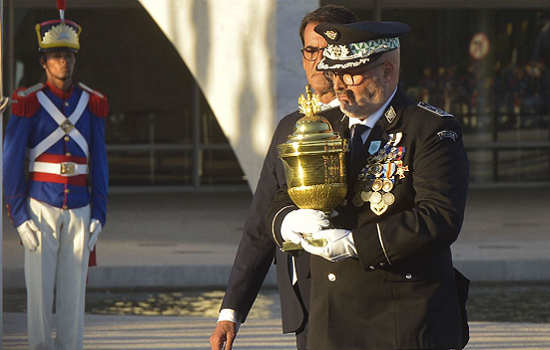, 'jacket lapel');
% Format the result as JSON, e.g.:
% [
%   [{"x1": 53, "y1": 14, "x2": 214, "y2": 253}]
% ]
[
  {"x1": 322, "y1": 108, "x2": 348, "y2": 138},
  {"x1": 376, "y1": 88, "x2": 414, "y2": 134}
]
